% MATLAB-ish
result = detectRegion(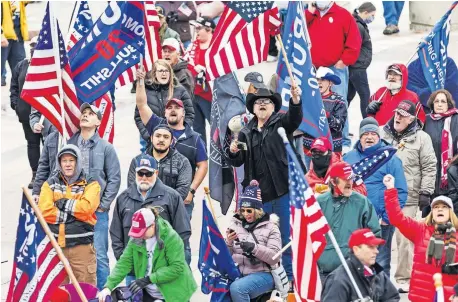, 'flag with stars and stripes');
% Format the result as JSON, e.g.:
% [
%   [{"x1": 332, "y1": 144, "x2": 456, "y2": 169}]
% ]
[
  {"x1": 417, "y1": 1, "x2": 457, "y2": 92},
  {"x1": 66, "y1": 1, "x2": 115, "y2": 143},
  {"x1": 284, "y1": 132, "x2": 329, "y2": 302},
  {"x1": 198, "y1": 199, "x2": 240, "y2": 302},
  {"x1": 20, "y1": 3, "x2": 80, "y2": 140},
  {"x1": 6, "y1": 195, "x2": 66, "y2": 302},
  {"x1": 204, "y1": 1, "x2": 281, "y2": 80},
  {"x1": 351, "y1": 146, "x2": 397, "y2": 185}
]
